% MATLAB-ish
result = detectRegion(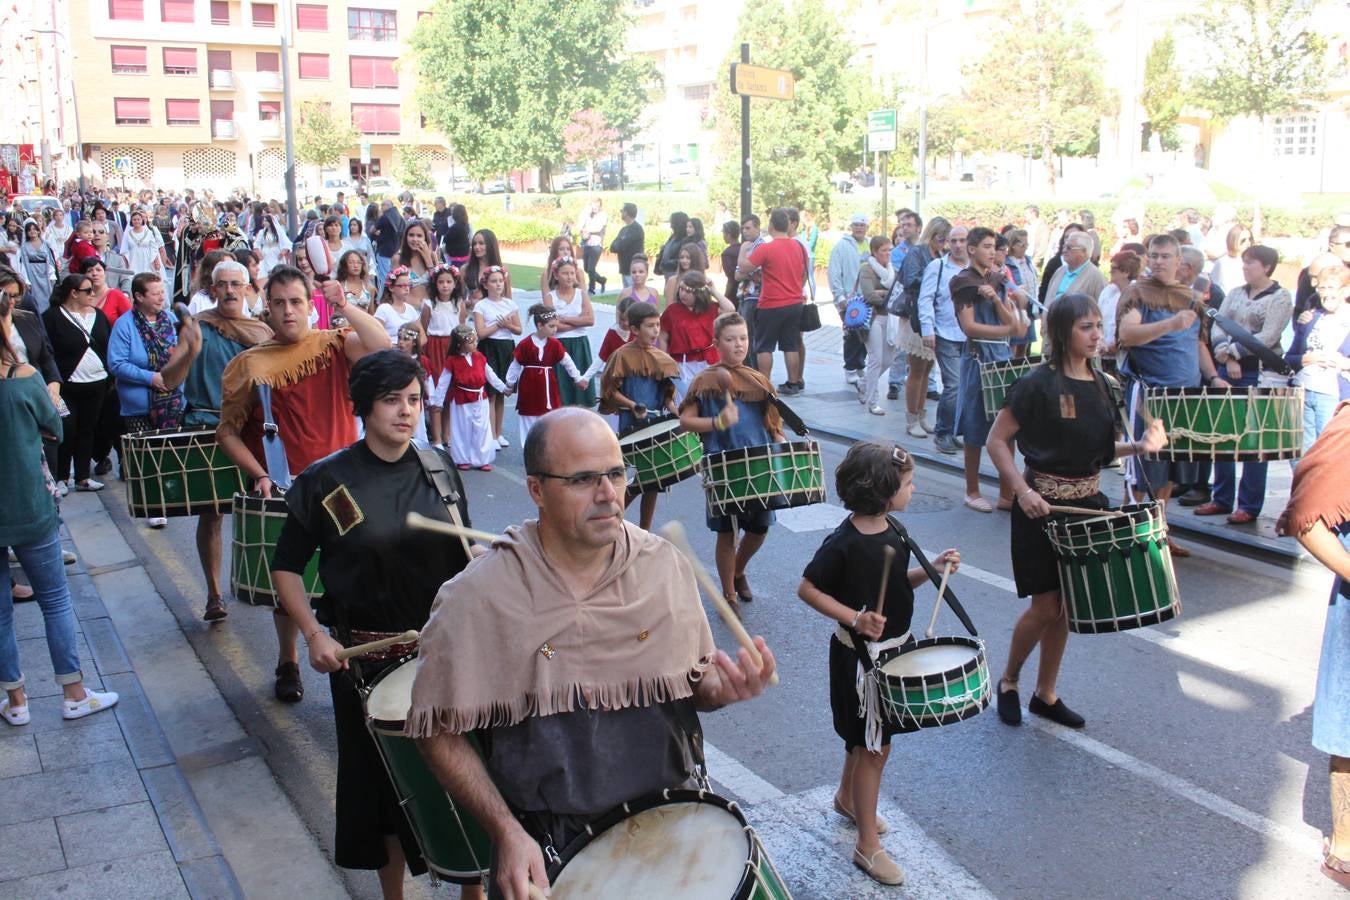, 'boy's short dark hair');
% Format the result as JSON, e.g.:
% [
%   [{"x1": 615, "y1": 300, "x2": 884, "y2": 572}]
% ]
[
  {"x1": 835, "y1": 441, "x2": 914, "y2": 516},
  {"x1": 627, "y1": 301, "x2": 659, "y2": 329},
  {"x1": 713, "y1": 311, "x2": 745, "y2": 338},
  {"x1": 967, "y1": 226, "x2": 998, "y2": 249}
]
